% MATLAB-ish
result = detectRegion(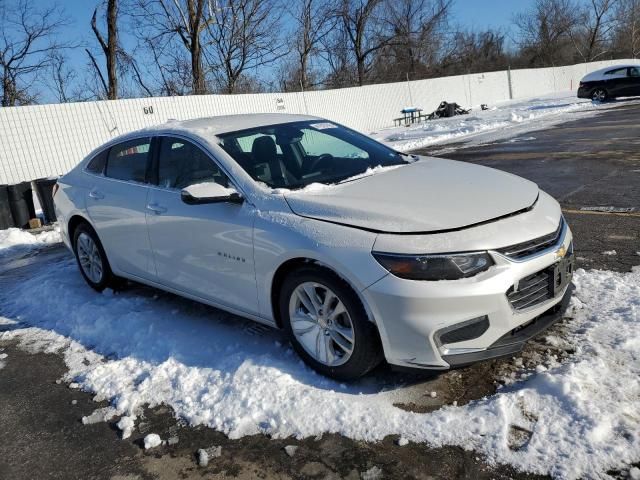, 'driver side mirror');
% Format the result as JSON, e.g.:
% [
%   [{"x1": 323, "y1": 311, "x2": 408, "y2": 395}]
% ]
[{"x1": 181, "y1": 182, "x2": 243, "y2": 205}]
